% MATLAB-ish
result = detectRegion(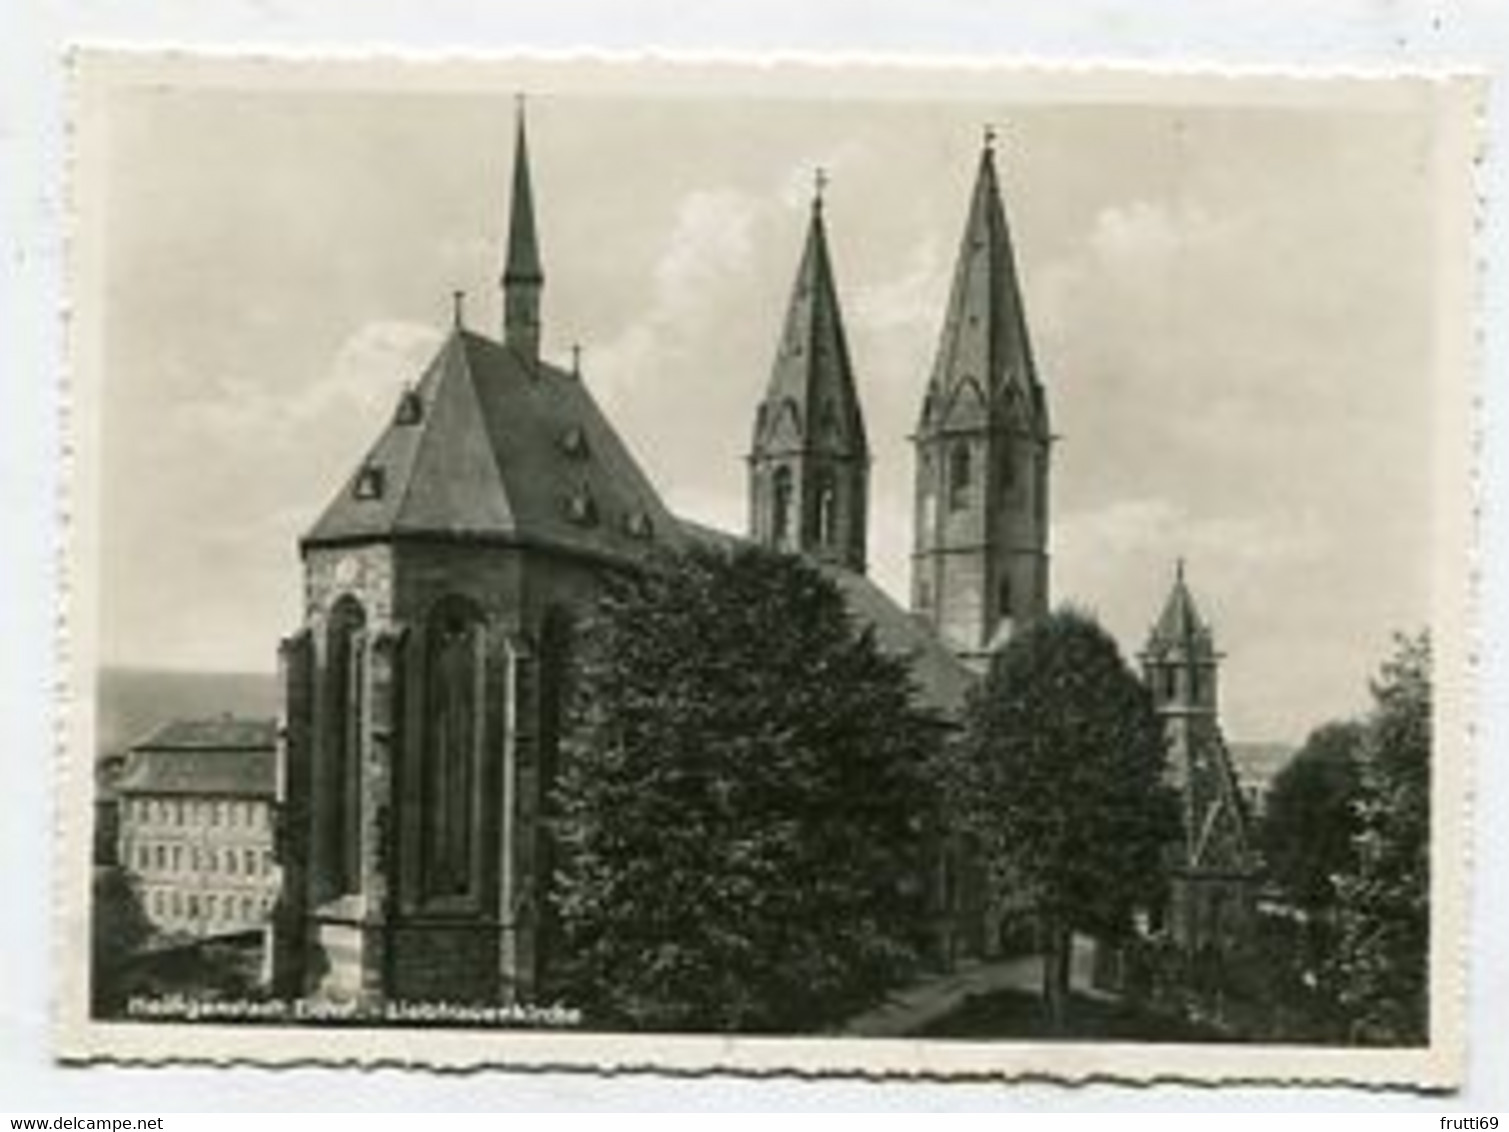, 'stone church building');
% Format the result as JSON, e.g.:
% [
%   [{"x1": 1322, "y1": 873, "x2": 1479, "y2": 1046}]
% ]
[{"x1": 269, "y1": 108, "x2": 1254, "y2": 1005}]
